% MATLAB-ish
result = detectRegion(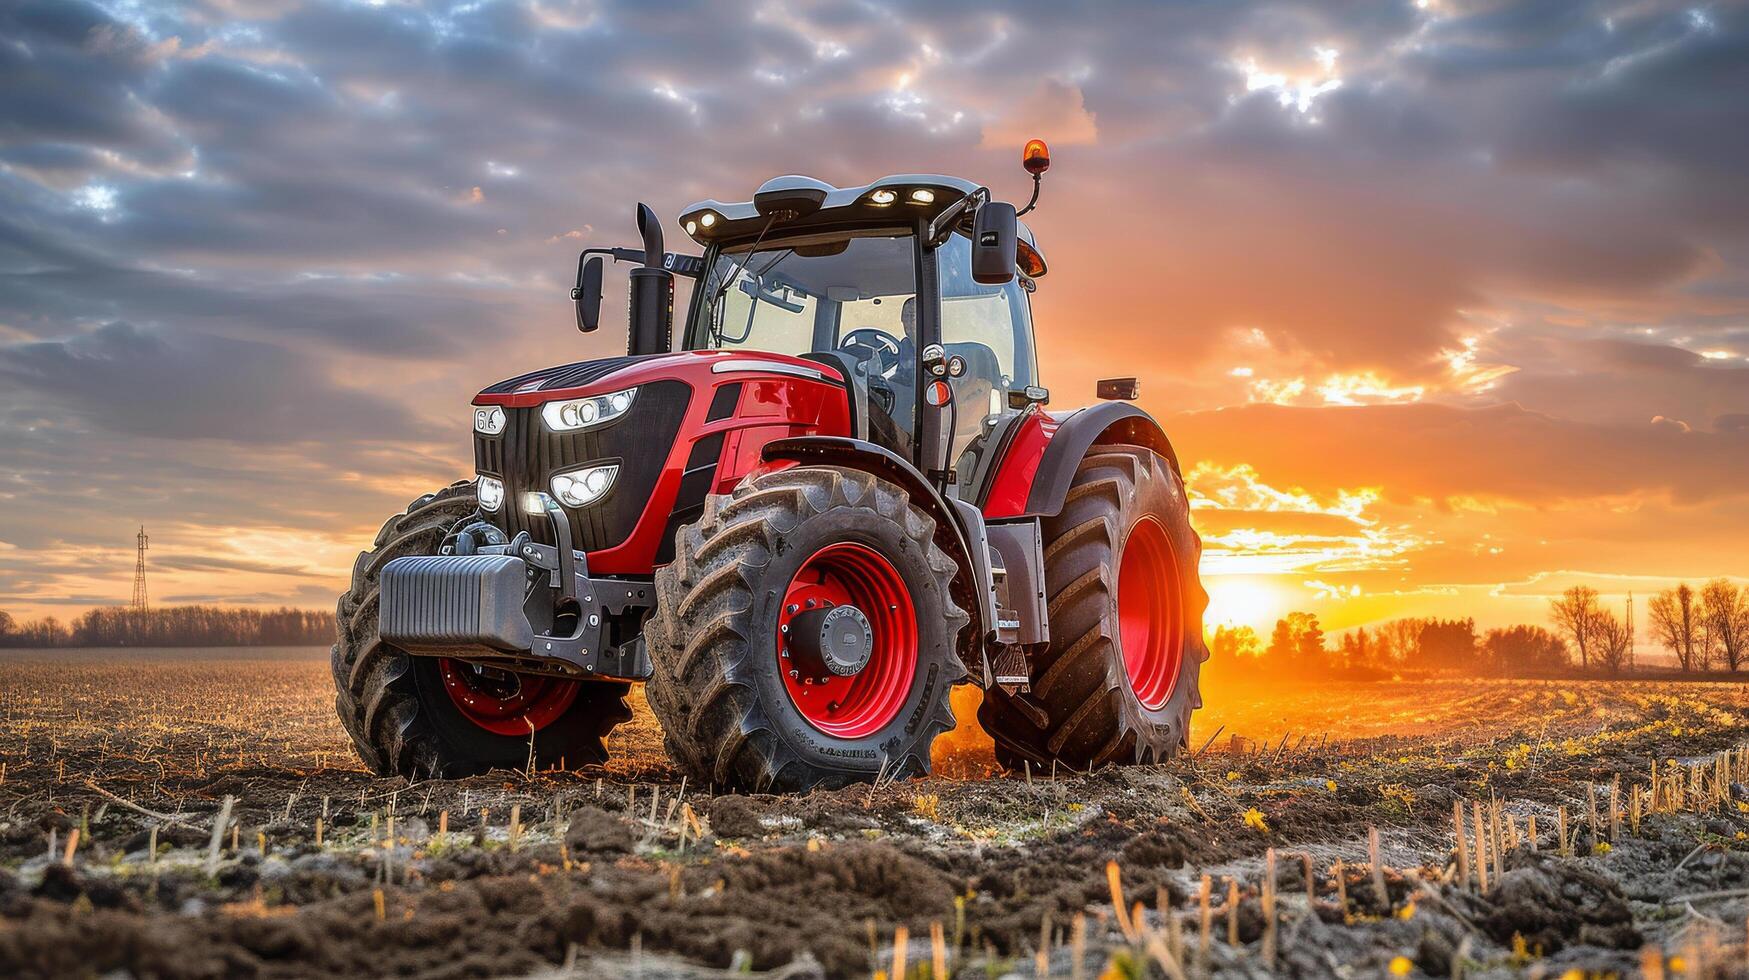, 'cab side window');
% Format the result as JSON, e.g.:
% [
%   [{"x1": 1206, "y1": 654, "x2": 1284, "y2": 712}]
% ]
[{"x1": 935, "y1": 233, "x2": 1038, "y2": 468}]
